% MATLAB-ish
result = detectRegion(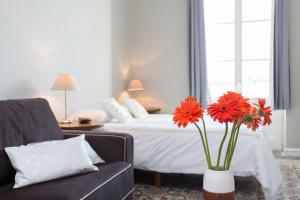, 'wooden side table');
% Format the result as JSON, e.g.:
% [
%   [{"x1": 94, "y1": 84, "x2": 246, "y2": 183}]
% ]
[
  {"x1": 59, "y1": 121, "x2": 103, "y2": 131},
  {"x1": 145, "y1": 107, "x2": 161, "y2": 114}
]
